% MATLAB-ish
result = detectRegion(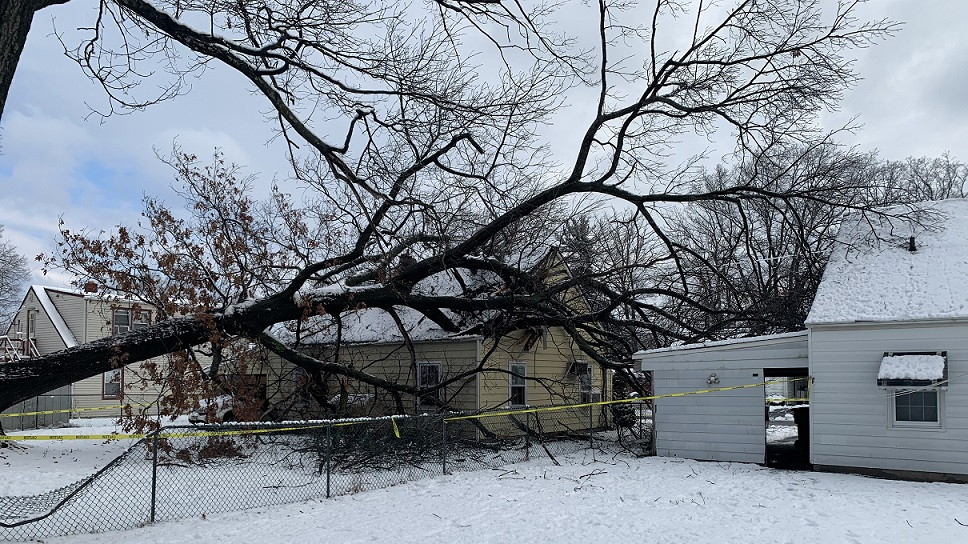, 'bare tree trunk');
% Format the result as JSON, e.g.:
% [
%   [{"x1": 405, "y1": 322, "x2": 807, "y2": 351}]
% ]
[{"x1": 0, "y1": 1, "x2": 69, "y2": 121}]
